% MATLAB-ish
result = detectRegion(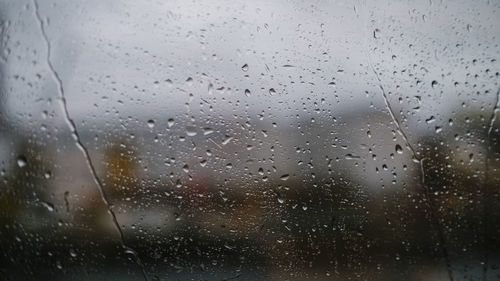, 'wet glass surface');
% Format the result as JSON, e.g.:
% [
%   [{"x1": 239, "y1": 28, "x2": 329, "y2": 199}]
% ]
[{"x1": 0, "y1": 0, "x2": 499, "y2": 280}]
